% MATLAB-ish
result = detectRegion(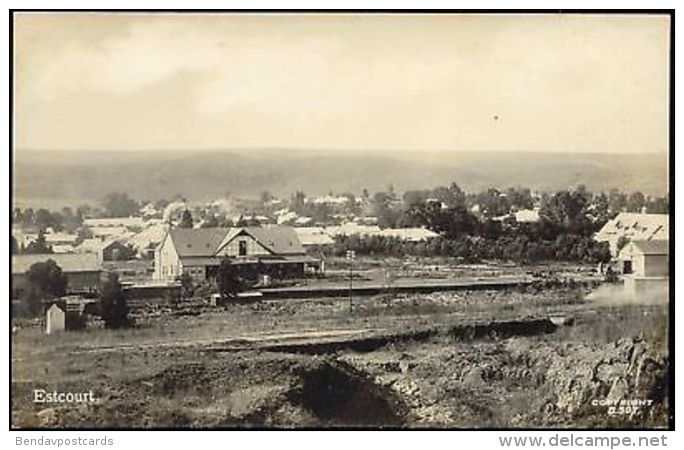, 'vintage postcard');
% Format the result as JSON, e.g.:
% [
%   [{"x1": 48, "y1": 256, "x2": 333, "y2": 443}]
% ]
[{"x1": 10, "y1": 11, "x2": 672, "y2": 430}]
